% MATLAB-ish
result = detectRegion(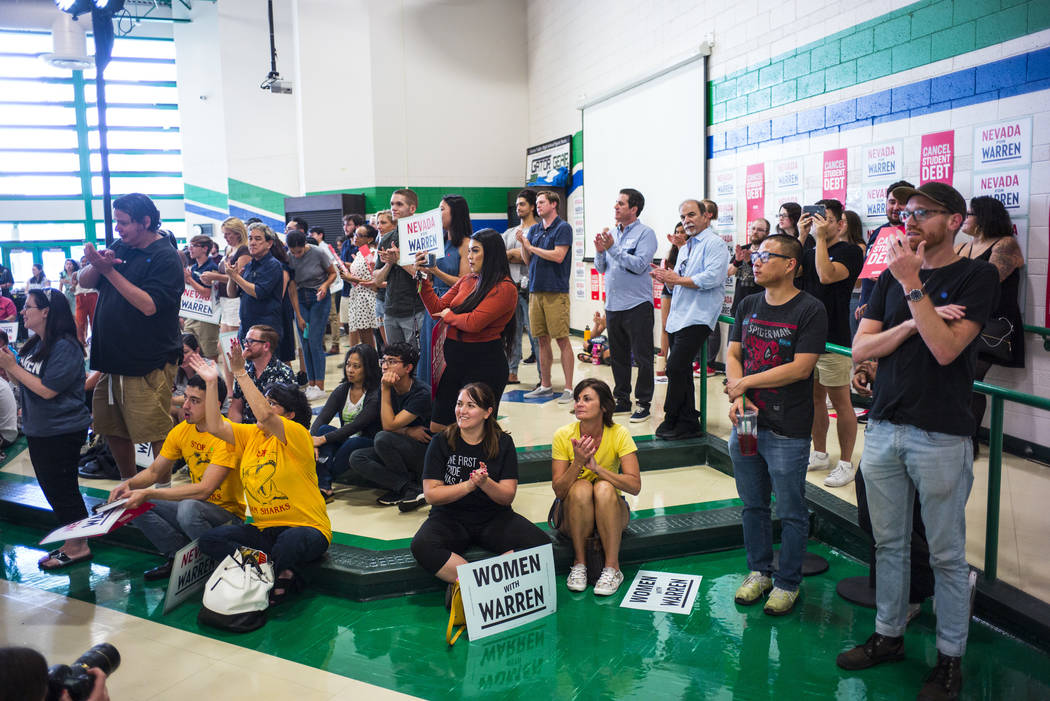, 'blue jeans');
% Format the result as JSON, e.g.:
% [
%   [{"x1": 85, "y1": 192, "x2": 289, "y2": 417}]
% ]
[
  {"x1": 730, "y1": 427, "x2": 811, "y2": 592},
  {"x1": 861, "y1": 419, "x2": 974, "y2": 656},
  {"x1": 314, "y1": 424, "x2": 374, "y2": 490},
  {"x1": 508, "y1": 293, "x2": 537, "y2": 374},
  {"x1": 198, "y1": 522, "x2": 329, "y2": 576},
  {"x1": 134, "y1": 499, "x2": 240, "y2": 557},
  {"x1": 297, "y1": 288, "x2": 332, "y2": 382}
]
